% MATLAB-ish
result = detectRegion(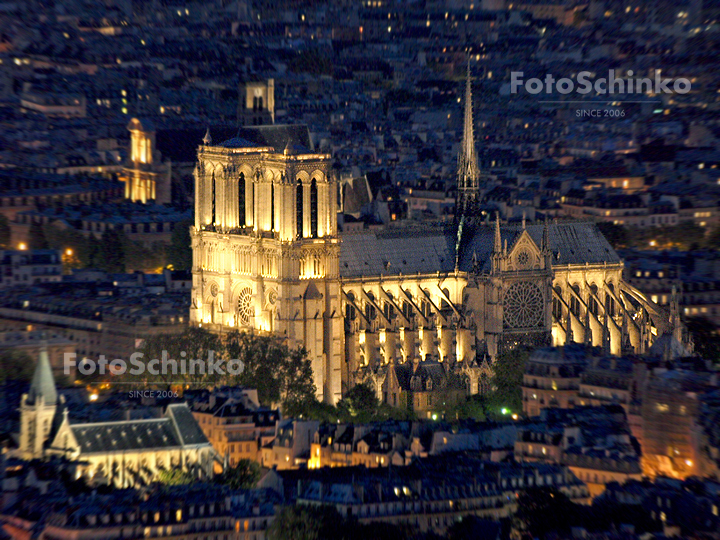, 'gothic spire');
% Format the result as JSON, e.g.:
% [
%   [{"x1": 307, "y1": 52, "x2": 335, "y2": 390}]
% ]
[
  {"x1": 670, "y1": 284, "x2": 682, "y2": 343},
  {"x1": 493, "y1": 213, "x2": 501, "y2": 253},
  {"x1": 27, "y1": 345, "x2": 58, "y2": 406},
  {"x1": 203, "y1": 127, "x2": 212, "y2": 145},
  {"x1": 456, "y1": 59, "x2": 480, "y2": 219}
]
